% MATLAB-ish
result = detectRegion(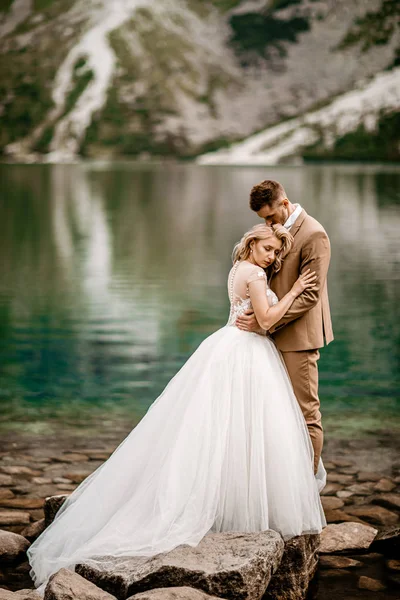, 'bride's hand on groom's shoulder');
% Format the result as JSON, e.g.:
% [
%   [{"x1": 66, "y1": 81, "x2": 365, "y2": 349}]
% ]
[{"x1": 236, "y1": 310, "x2": 263, "y2": 333}]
